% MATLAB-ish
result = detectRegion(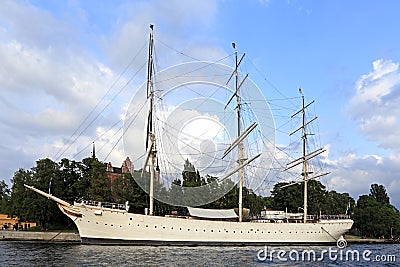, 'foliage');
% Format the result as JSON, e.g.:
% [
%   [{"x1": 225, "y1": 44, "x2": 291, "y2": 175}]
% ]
[
  {"x1": 6, "y1": 157, "x2": 115, "y2": 230},
  {"x1": 369, "y1": 183, "x2": 390, "y2": 205},
  {"x1": 353, "y1": 184, "x2": 400, "y2": 238},
  {"x1": 270, "y1": 180, "x2": 353, "y2": 215},
  {"x1": 4, "y1": 156, "x2": 400, "y2": 239},
  {"x1": 0, "y1": 180, "x2": 10, "y2": 213}
]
